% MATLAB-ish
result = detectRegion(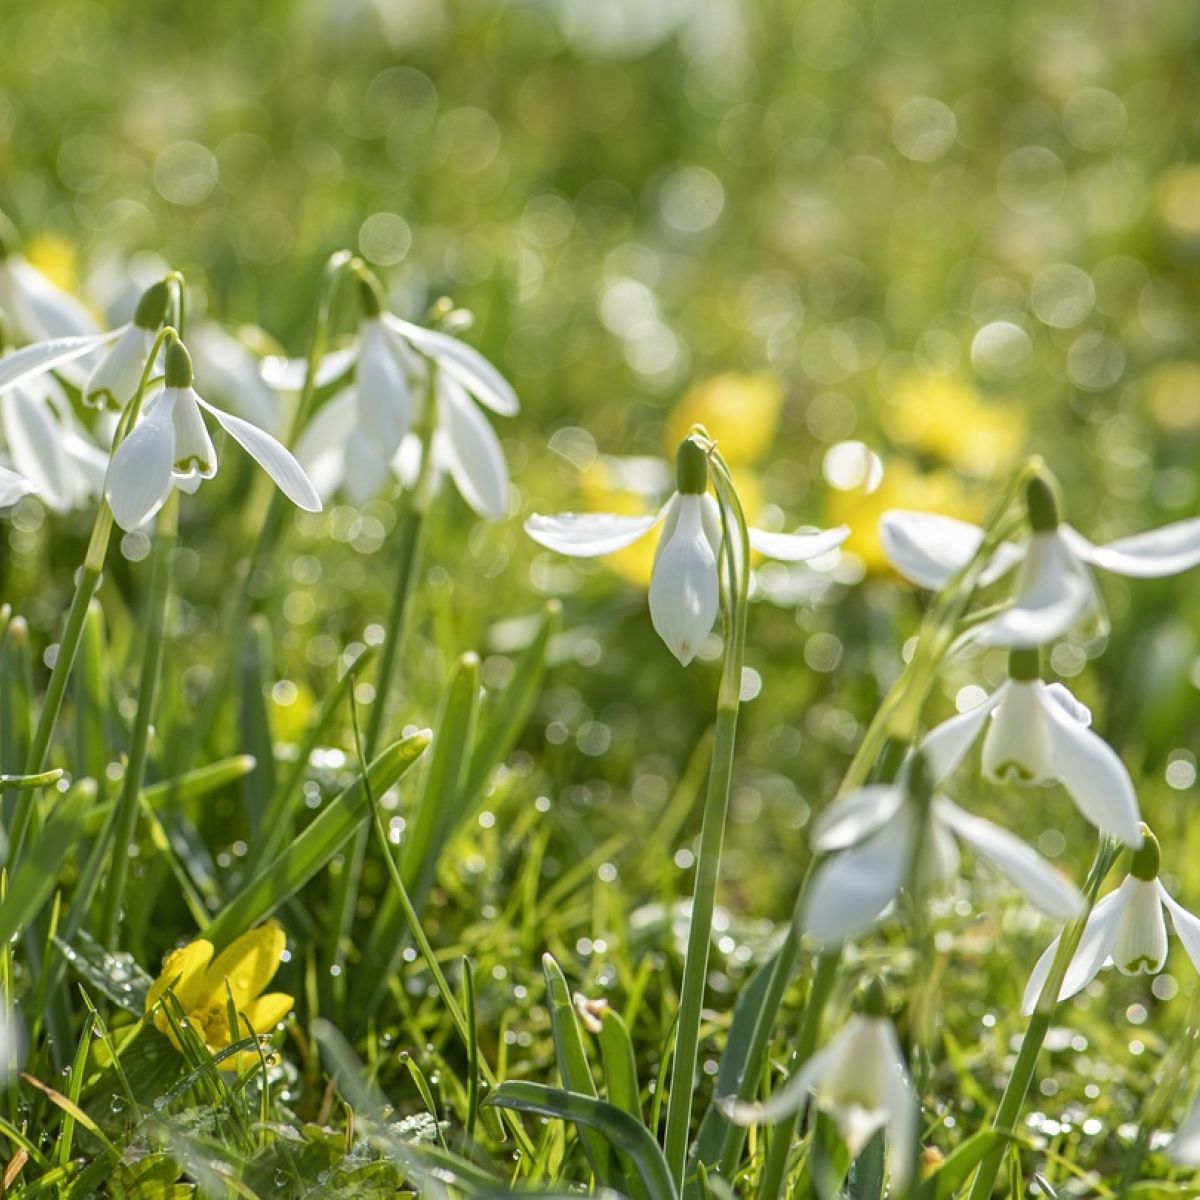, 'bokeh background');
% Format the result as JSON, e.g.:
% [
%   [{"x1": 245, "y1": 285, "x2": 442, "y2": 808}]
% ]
[{"x1": 4, "y1": 0, "x2": 1200, "y2": 1172}]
